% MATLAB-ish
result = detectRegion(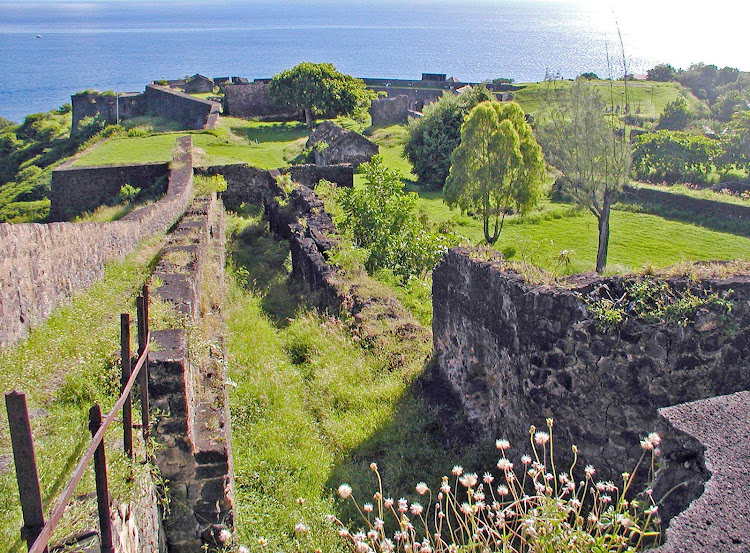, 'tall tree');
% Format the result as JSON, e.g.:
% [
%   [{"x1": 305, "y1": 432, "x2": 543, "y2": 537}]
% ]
[
  {"x1": 536, "y1": 81, "x2": 631, "y2": 274},
  {"x1": 444, "y1": 101, "x2": 546, "y2": 245},
  {"x1": 268, "y1": 62, "x2": 373, "y2": 127},
  {"x1": 404, "y1": 85, "x2": 495, "y2": 189}
]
